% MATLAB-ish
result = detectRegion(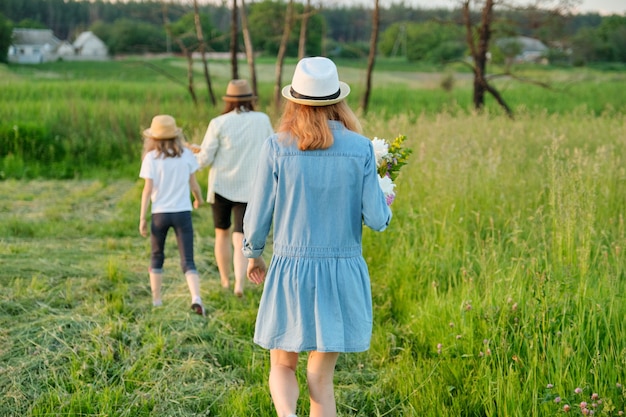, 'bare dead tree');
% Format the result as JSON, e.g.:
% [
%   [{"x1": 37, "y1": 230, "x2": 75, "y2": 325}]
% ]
[
  {"x1": 240, "y1": 0, "x2": 258, "y2": 97},
  {"x1": 193, "y1": 0, "x2": 217, "y2": 105},
  {"x1": 273, "y1": 0, "x2": 295, "y2": 109},
  {"x1": 462, "y1": 0, "x2": 513, "y2": 117},
  {"x1": 161, "y1": 3, "x2": 197, "y2": 105},
  {"x1": 360, "y1": 0, "x2": 380, "y2": 114},
  {"x1": 230, "y1": 0, "x2": 239, "y2": 80},
  {"x1": 460, "y1": 0, "x2": 579, "y2": 117},
  {"x1": 298, "y1": 0, "x2": 312, "y2": 60}
]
